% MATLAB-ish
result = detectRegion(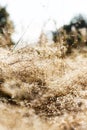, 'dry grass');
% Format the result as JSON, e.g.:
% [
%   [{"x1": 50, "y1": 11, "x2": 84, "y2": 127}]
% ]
[
  {"x1": 1, "y1": 5, "x2": 87, "y2": 130},
  {"x1": 0, "y1": 39, "x2": 87, "y2": 130}
]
